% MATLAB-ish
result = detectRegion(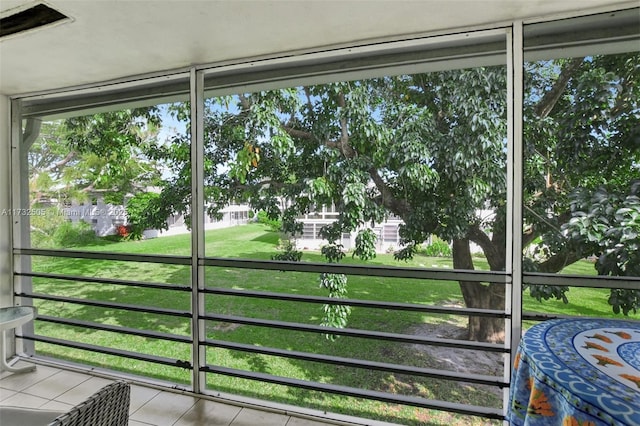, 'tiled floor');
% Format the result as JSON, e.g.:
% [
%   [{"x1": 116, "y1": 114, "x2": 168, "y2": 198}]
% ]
[{"x1": 0, "y1": 360, "x2": 369, "y2": 426}]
